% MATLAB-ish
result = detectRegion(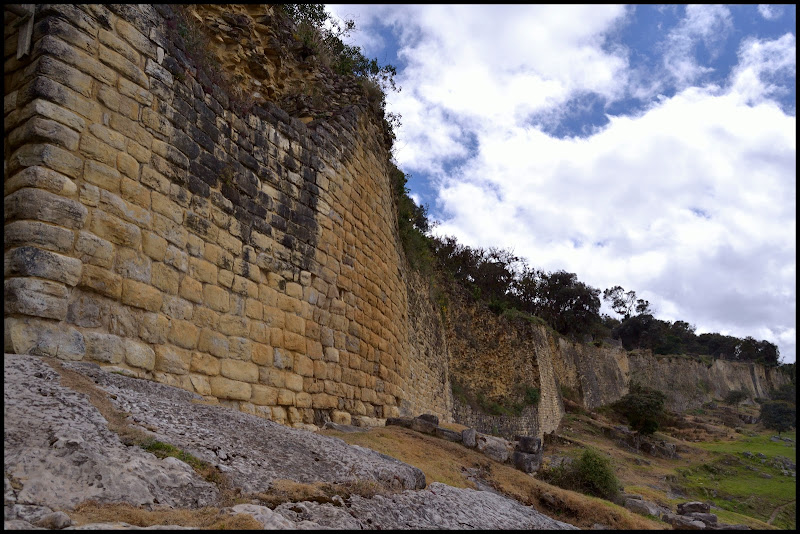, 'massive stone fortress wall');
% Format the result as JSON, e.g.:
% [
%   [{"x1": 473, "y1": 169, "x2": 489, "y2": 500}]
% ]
[
  {"x1": 4, "y1": 4, "x2": 418, "y2": 428},
  {"x1": 4, "y1": 4, "x2": 789, "y2": 437}
]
